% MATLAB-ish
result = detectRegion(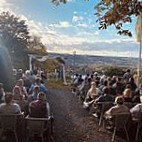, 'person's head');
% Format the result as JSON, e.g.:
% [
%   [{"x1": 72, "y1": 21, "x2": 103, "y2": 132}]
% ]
[
  {"x1": 25, "y1": 70, "x2": 30, "y2": 75},
  {"x1": 18, "y1": 69, "x2": 23, "y2": 73},
  {"x1": 35, "y1": 78, "x2": 41, "y2": 85},
  {"x1": 123, "y1": 88, "x2": 132, "y2": 98},
  {"x1": 102, "y1": 87, "x2": 109, "y2": 95},
  {"x1": 4, "y1": 92, "x2": 13, "y2": 104},
  {"x1": 90, "y1": 74, "x2": 94, "y2": 79},
  {"x1": 88, "y1": 78, "x2": 92, "y2": 83},
  {"x1": 126, "y1": 69, "x2": 130, "y2": 73},
  {"x1": 19, "y1": 95, "x2": 25, "y2": 101},
  {"x1": 75, "y1": 74, "x2": 79, "y2": 77},
  {"x1": 37, "y1": 92, "x2": 45, "y2": 101},
  {"x1": 33, "y1": 85, "x2": 40, "y2": 93},
  {"x1": 13, "y1": 86, "x2": 21, "y2": 95},
  {"x1": 16, "y1": 79, "x2": 24, "y2": 86},
  {"x1": 117, "y1": 77, "x2": 122, "y2": 82},
  {"x1": 94, "y1": 72, "x2": 98, "y2": 77},
  {"x1": 108, "y1": 81, "x2": 113, "y2": 87},
  {"x1": 104, "y1": 80, "x2": 108, "y2": 86},
  {"x1": 115, "y1": 96, "x2": 124, "y2": 105},
  {"x1": 112, "y1": 75, "x2": 117, "y2": 80},
  {"x1": 125, "y1": 84, "x2": 132, "y2": 89},
  {"x1": 139, "y1": 84, "x2": 142, "y2": 89},
  {"x1": 91, "y1": 82, "x2": 96, "y2": 89}
]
